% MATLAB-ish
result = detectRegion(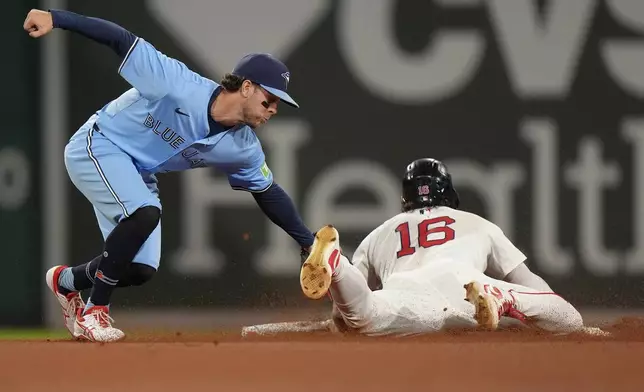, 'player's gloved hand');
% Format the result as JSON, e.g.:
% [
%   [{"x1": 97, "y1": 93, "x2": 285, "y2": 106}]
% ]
[{"x1": 23, "y1": 9, "x2": 54, "y2": 38}]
